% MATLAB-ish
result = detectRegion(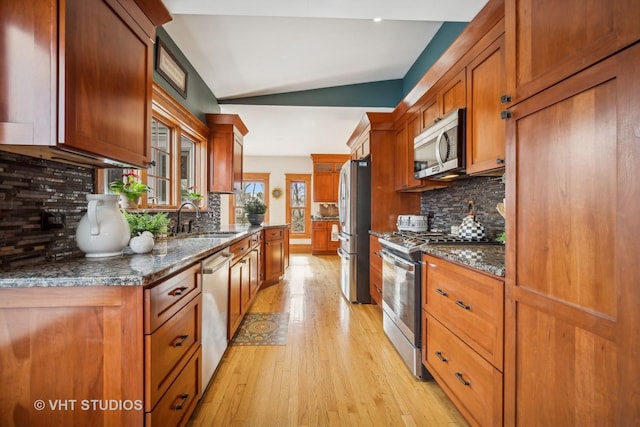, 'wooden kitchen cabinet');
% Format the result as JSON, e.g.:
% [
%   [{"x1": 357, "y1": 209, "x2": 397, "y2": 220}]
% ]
[
  {"x1": 422, "y1": 254, "x2": 504, "y2": 427},
  {"x1": 0, "y1": 0, "x2": 170, "y2": 168},
  {"x1": 144, "y1": 264, "x2": 202, "y2": 424},
  {"x1": 263, "y1": 227, "x2": 286, "y2": 287},
  {"x1": 466, "y1": 34, "x2": 506, "y2": 175},
  {"x1": 0, "y1": 262, "x2": 201, "y2": 427},
  {"x1": 347, "y1": 113, "x2": 420, "y2": 231},
  {"x1": 311, "y1": 220, "x2": 340, "y2": 255},
  {"x1": 206, "y1": 114, "x2": 249, "y2": 194},
  {"x1": 503, "y1": 43, "x2": 640, "y2": 426},
  {"x1": 504, "y1": 0, "x2": 640, "y2": 104},
  {"x1": 311, "y1": 154, "x2": 350, "y2": 202},
  {"x1": 369, "y1": 235, "x2": 383, "y2": 306},
  {"x1": 420, "y1": 69, "x2": 466, "y2": 131},
  {"x1": 228, "y1": 236, "x2": 251, "y2": 339}
]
